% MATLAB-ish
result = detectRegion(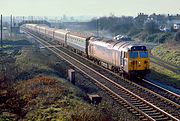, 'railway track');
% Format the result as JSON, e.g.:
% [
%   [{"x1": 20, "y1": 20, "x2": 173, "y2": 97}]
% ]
[
  {"x1": 61, "y1": 45, "x2": 180, "y2": 119},
  {"x1": 139, "y1": 78, "x2": 180, "y2": 104},
  {"x1": 23, "y1": 28, "x2": 179, "y2": 121}
]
